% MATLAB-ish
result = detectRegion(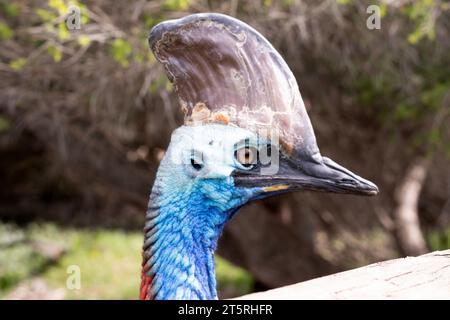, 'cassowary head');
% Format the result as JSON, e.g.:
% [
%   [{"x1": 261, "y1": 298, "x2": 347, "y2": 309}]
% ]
[{"x1": 141, "y1": 13, "x2": 378, "y2": 300}]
